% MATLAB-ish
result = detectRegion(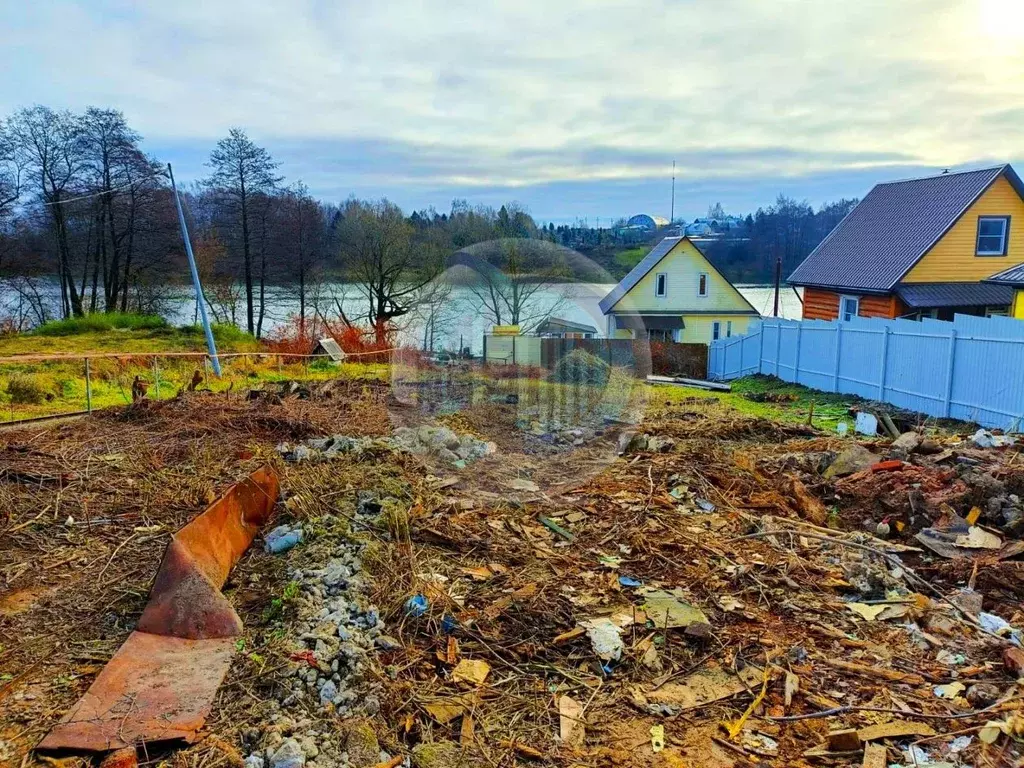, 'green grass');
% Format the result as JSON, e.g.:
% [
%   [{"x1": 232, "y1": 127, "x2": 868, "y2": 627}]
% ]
[
  {"x1": 34, "y1": 312, "x2": 169, "y2": 336},
  {"x1": 614, "y1": 246, "x2": 649, "y2": 270},
  {"x1": 652, "y1": 373, "x2": 857, "y2": 432},
  {"x1": 0, "y1": 314, "x2": 261, "y2": 357},
  {"x1": 0, "y1": 314, "x2": 389, "y2": 422}
]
